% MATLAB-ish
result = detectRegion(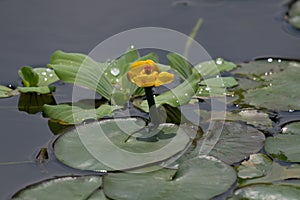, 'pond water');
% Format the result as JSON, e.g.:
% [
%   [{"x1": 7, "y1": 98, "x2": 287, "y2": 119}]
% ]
[{"x1": 0, "y1": 0, "x2": 300, "y2": 199}]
